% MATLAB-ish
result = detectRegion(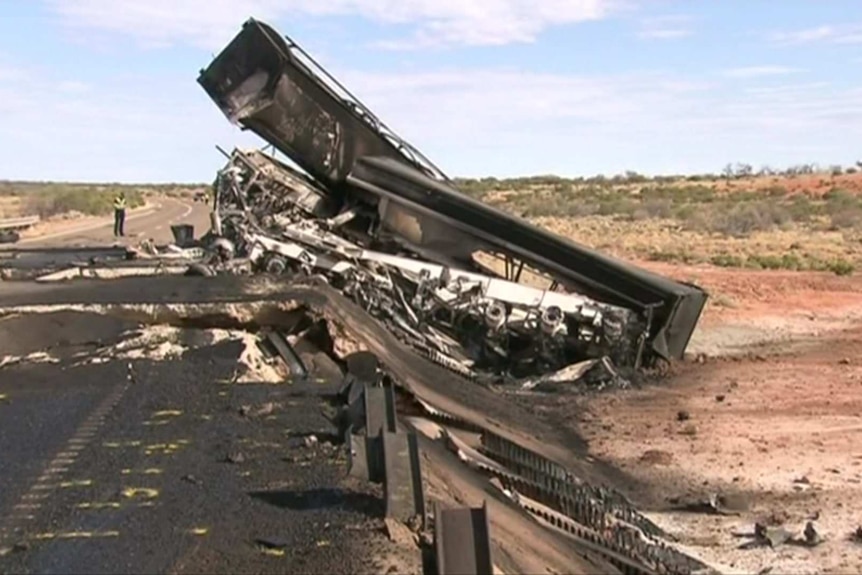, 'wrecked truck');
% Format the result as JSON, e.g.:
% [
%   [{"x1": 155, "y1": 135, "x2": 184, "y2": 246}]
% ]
[{"x1": 194, "y1": 18, "x2": 708, "y2": 387}]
